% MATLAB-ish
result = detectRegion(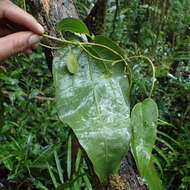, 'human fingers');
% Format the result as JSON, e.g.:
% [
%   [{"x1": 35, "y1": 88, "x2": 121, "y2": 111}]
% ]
[
  {"x1": 0, "y1": 31, "x2": 42, "y2": 61},
  {"x1": 0, "y1": 0, "x2": 44, "y2": 35}
]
